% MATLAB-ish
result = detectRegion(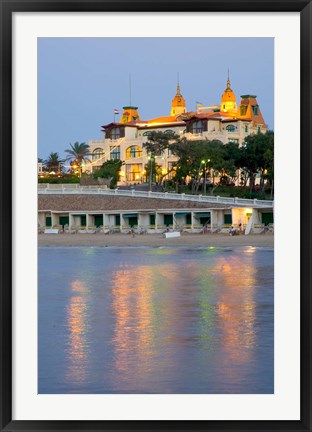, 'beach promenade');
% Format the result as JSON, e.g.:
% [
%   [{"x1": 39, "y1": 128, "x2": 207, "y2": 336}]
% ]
[{"x1": 38, "y1": 232, "x2": 274, "y2": 248}]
